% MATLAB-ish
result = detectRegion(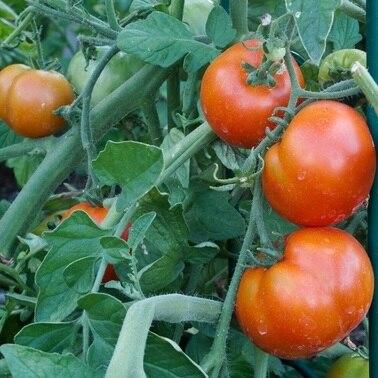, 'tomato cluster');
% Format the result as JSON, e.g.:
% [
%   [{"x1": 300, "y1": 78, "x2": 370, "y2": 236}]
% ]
[
  {"x1": 0, "y1": 64, "x2": 74, "y2": 138},
  {"x1": 201, "y1": 40, "x2": 376, "y2": 360},
  {"x1": 61, "y1": 202, "x2": 131, "y2": 283}
]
